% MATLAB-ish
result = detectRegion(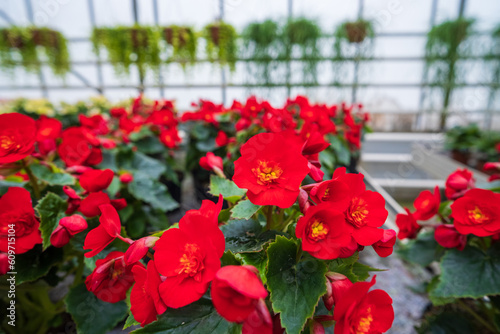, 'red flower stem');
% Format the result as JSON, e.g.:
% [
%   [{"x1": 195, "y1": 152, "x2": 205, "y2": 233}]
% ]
[
  {"x1": 117, "y1": 234, "x2": 134, "y2": 245},
  {"x1": 22, "y1": 159, "x2": 41, "y2": 199}
]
